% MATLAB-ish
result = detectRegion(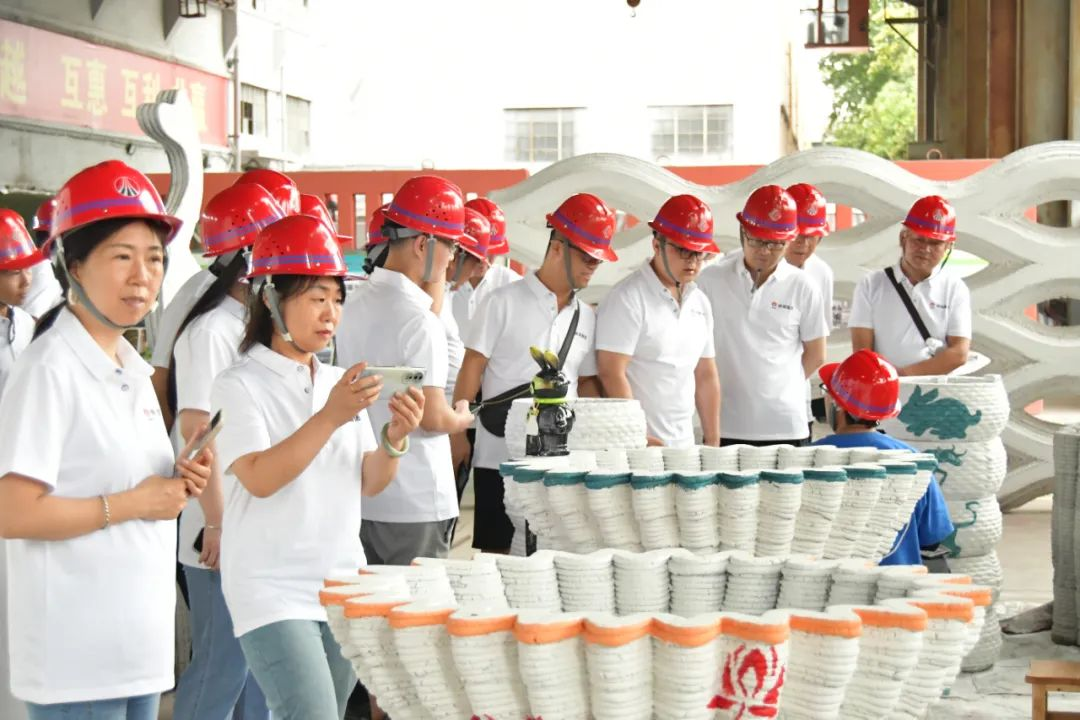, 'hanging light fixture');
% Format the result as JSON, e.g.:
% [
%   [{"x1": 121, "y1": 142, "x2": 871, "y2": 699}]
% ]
[{"x1": 178, "y1": 0, "x2": 208, "y2": 18}]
